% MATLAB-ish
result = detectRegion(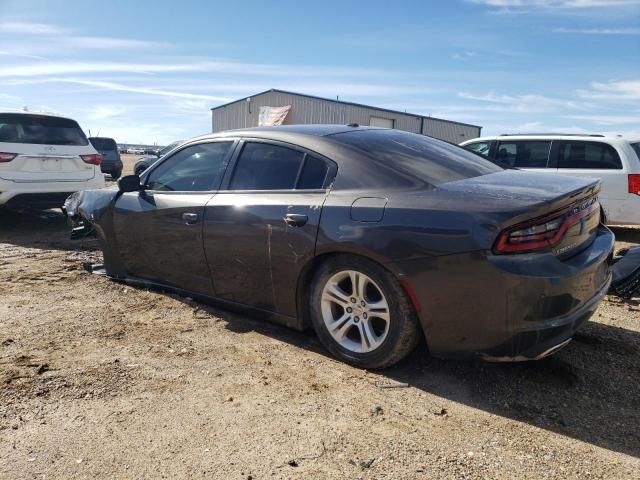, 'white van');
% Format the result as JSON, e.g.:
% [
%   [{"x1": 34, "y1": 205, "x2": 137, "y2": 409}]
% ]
[
  {"x1": 0, "y1": 112, "x2": 105, "y2": 209},
  {"x1": 460, "y1": 134, "x2": 640, "y2": 225}
]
